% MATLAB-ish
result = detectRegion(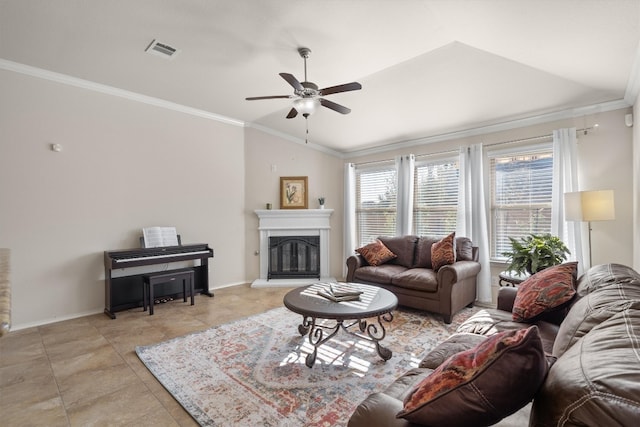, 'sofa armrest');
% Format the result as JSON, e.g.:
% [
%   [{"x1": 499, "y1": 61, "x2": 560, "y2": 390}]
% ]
[
  {"x1": 347, "y1": 392, "x2": 411, "y2": 427},
  {"x1": 497, "y1": 286, "x2": 518, "y2": 312},
  {"x1": 346, "y1": 254, "x2": 367, "y2": 282},
  {"x1": 437, "y1": 260, "x2": 481, "y2": 285}
]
